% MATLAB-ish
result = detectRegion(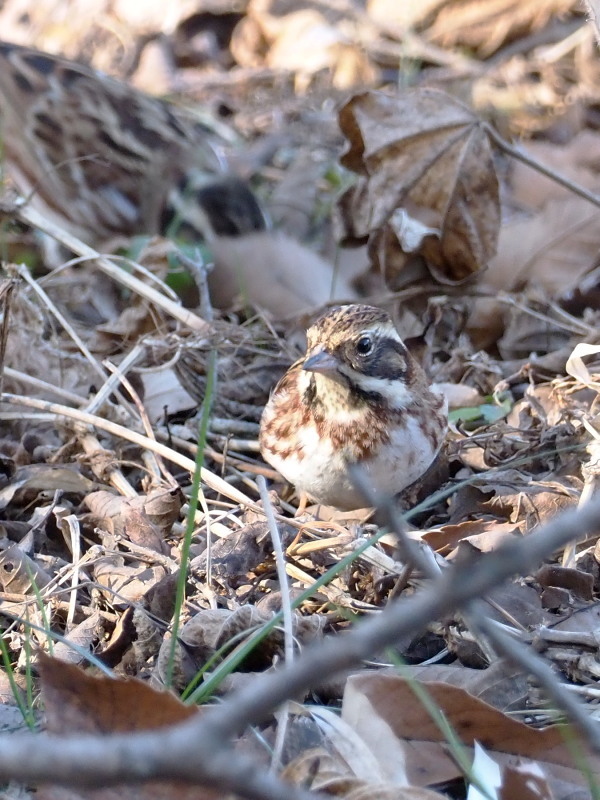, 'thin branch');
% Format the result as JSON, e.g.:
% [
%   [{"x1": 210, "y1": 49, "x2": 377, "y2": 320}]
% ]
[
  {"x1": 485, "y1": 123, "x2": 600, "y2": 210},
  {"x1": 257, "y1": 476, "x2": 294, "y2": 770},
  {"x1": 0, "y1": 392, "x2": 254, "y2": 509},
  {"x1": 0, "y1": 498, "x2": 597, "y2": 792},
  {"x1": 4, "y1": 199, "x2": 213, "y2": 335}
]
